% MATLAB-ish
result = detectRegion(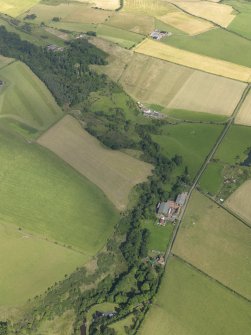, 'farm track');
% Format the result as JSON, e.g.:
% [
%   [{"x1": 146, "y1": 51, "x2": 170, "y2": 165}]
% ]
[{"x1": 163, "y1": 83, "x2": 251, "y2": 288}]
